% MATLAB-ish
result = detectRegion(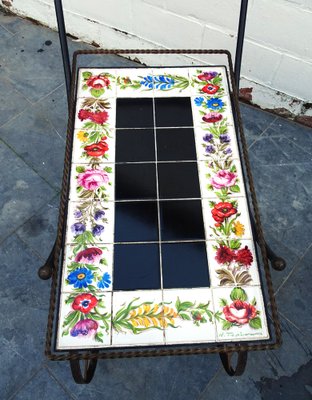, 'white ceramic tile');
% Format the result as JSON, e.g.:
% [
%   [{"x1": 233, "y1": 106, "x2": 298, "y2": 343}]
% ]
[
  {"x1": 189, "y1": 66, "x2": 229, "y2": 97},
  {"x1": 61, "y1": 244, "x2": 114, "y2": 293},
  {"x1": 69, "y1": 163, "x2": 115, "y2": 202},
  {"x1": 194, "y1": 124, "x2": 240, "y2": 161},
  {"x1": 65, "y1": 200, "x2": 115, "y2": 245},
  {"x1": 74, "y1": 96, "x2": 116, "y2": 131},
  {"x1": 163, "y1": 288, "x2": 216, "y2": 344},
  {"x1": 191, "y1": 96, "x2": 235, "y2": 128},
  {"x1": 202, "y1": 196, "x2": 252, "y2": 240},
  {"x1": 116, "y1": 68, "x2": 155, "y2": 98},
  {"x1": 212, "y1": 286, "x2": 269, "y2": 342},
  {"x1": 151, "y1": 67, "x2": 191, "y2": 97},
  {"x1": 111, "y1": 290, "x2": 165, "y2": 347},
  {"x1": 57, "y1": 291, "x2": 112, "y2": 349},
  {"x1": 77, "y1": 68, "x2": 116, "y2": 99},
  {"x1": 198, "y1": 159, "x2": 246, "y2": 200},
  {"x1": 72, "y1": 128, "x2": 116, "y2": 164},
  {"x1": 207, "y1": 239, "x2": 260, "y2": 288}
]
